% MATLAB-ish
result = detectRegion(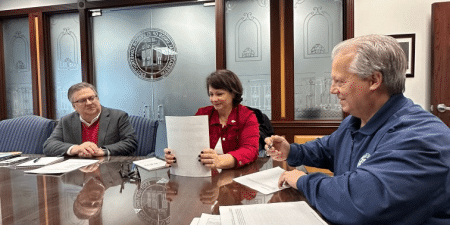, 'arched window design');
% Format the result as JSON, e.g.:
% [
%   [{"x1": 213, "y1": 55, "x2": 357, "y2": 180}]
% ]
[
  {"x1": 11, "y1": 31, "x2": 29, "y2": 72},
  {"x1": 58, "y1": 28, "x2": 78, "y2": 70},
  {"x1": 235, "y1": 12, "x2": 262, "y2": 62},
  {"x1": 303, "y1": 7, "x2": 333, "y2": 58}
]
